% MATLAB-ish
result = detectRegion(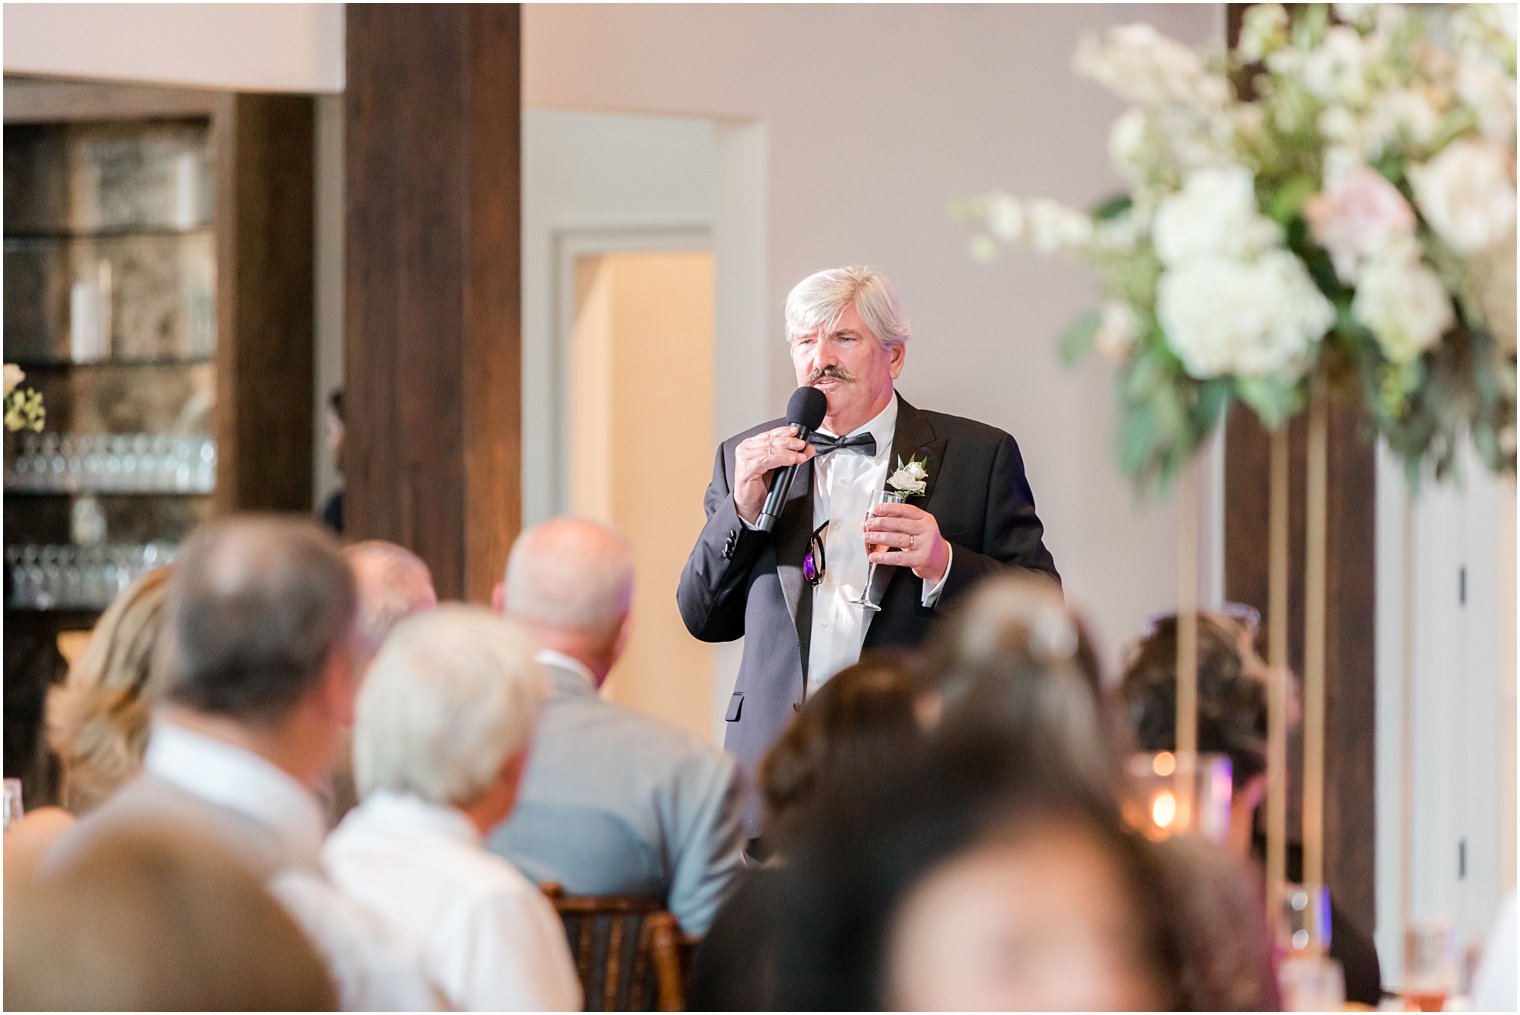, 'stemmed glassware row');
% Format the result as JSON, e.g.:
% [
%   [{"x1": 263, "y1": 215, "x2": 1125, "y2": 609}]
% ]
[
  {"x1": 6, "y1": 432, "x2": 216, "y2": 494},
  {"x1": 5, "y1": 542, "x2": 174, "y2": 611}
]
